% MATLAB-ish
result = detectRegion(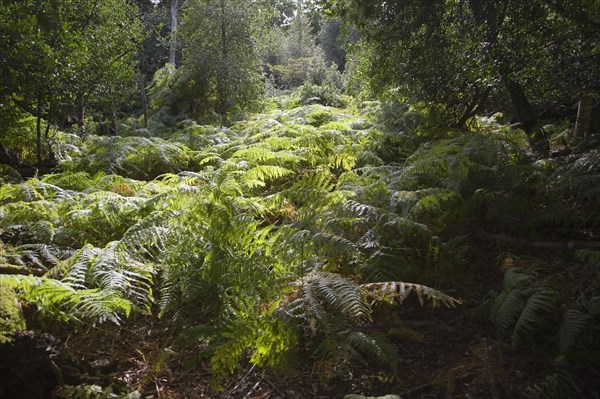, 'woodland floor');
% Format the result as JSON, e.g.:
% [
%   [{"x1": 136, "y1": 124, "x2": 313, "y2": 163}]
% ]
[{"x1": 41, "y1": 242, "x2": 598, "y2": 399}]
